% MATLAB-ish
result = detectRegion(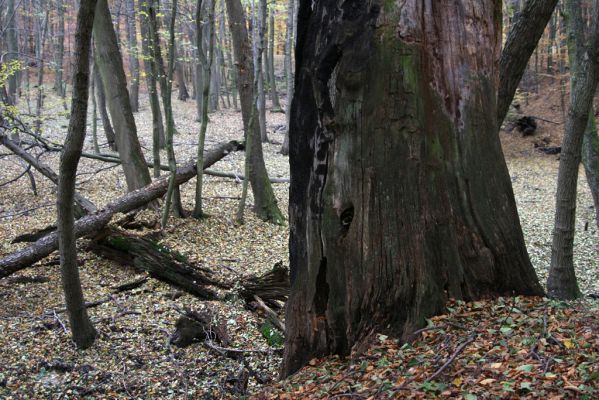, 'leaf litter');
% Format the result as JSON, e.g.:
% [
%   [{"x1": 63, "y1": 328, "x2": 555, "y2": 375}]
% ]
[{"x1": 0, "y1": 88, "x2": 597, "y2": 398}]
